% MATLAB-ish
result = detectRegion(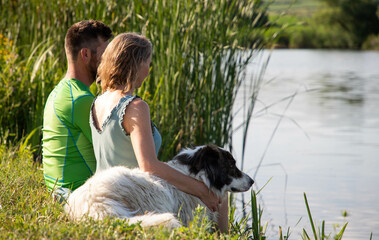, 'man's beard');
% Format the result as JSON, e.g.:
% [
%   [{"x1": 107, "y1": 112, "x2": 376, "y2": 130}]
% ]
[{"x1": 89, "y1": 56, "x2": 98, "y2": 83}]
